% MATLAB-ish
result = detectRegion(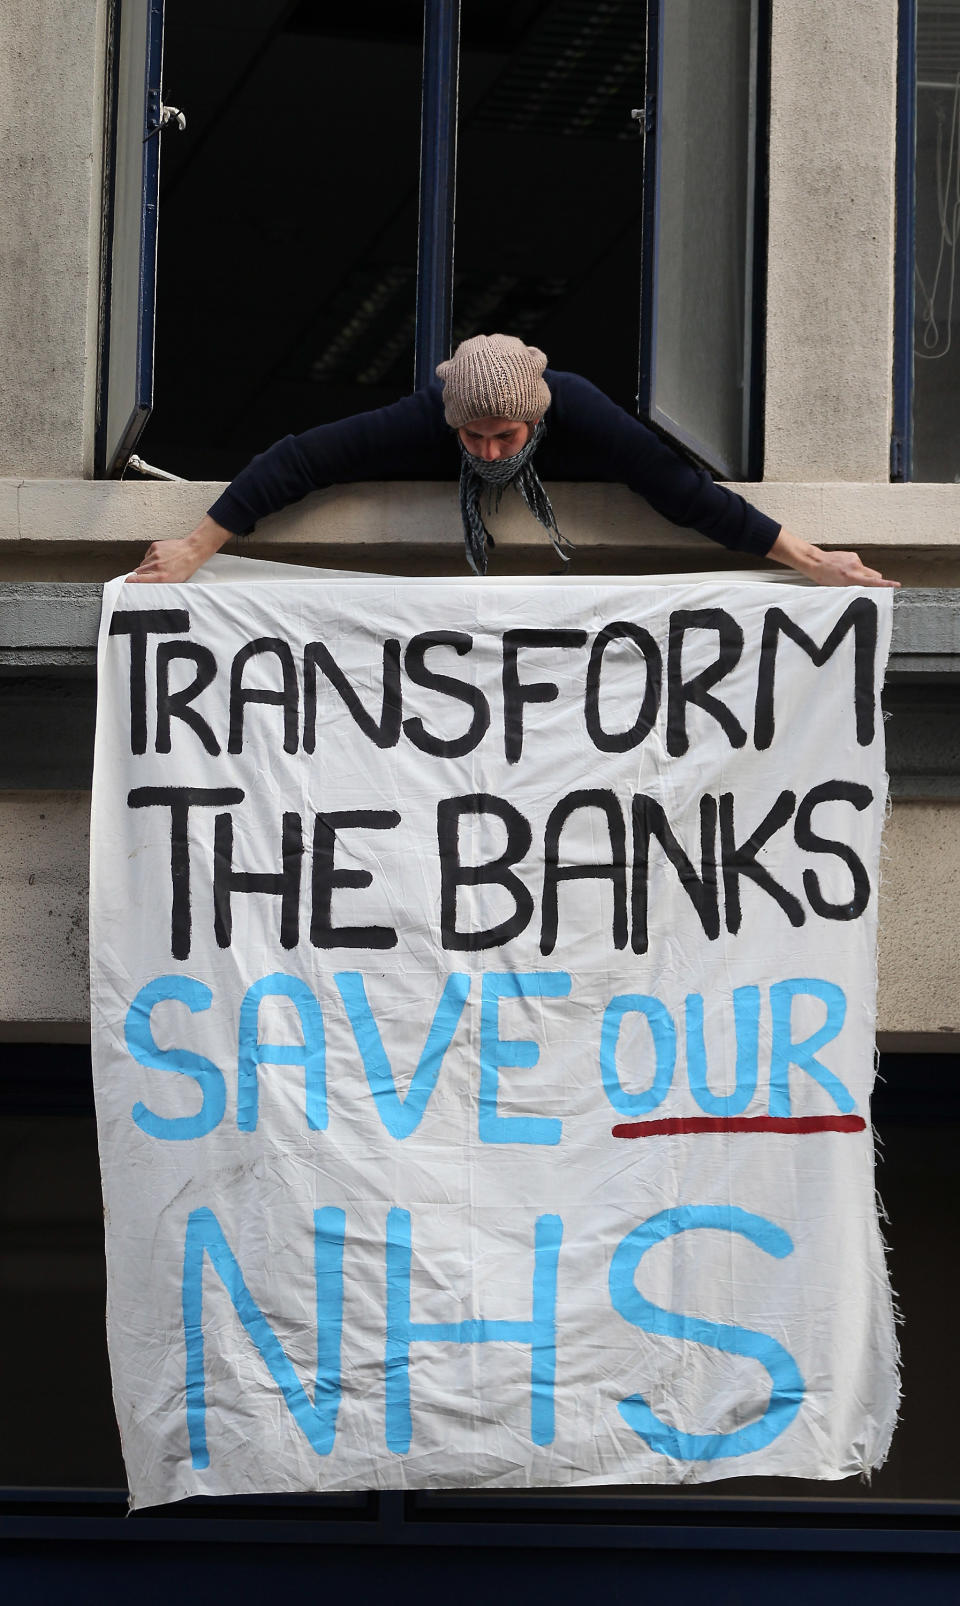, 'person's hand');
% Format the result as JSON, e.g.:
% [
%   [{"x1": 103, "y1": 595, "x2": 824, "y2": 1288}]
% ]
[
  {"x1": 800, "y1": 547, "x2": 900, "y2": 588},
  {"x1": 126, "y1": 516, "x2": 230, "y2": 584},
  {"x1": 769, "y1": 530, "x2": 900, "y2": 588}
]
